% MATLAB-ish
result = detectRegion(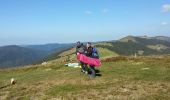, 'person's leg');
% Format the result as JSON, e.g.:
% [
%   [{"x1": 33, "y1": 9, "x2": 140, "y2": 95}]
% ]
[
  {"x1": 79, "y1": 61, "x2": 85, "y2": 72},
  {"x1": 83, "y1": 63, "x2": 88, "y2": 74},
  {"x1": 89, "y1": 66, "x2": 96, "y2": 78},
  {"x1": 80, "y1": 61, "x2": 88, "y2": 73}
]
